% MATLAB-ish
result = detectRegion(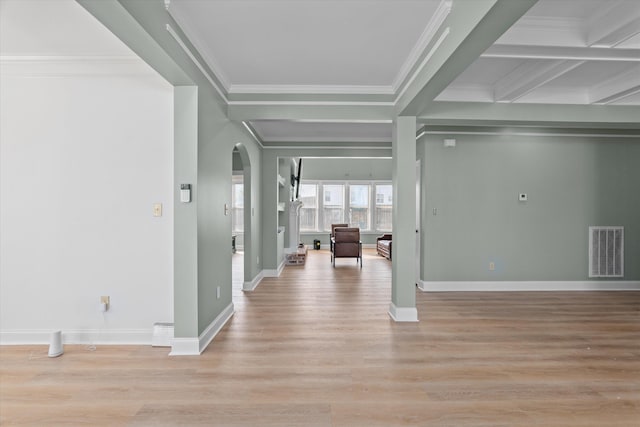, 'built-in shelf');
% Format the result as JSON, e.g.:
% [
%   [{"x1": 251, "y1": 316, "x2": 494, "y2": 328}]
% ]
[
  {"x1": 277, "y1": 202, "x2": 285, "y2": 212},
  {"x1": 277, "y1": 174, "x2": 286, "y2": 187}
]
